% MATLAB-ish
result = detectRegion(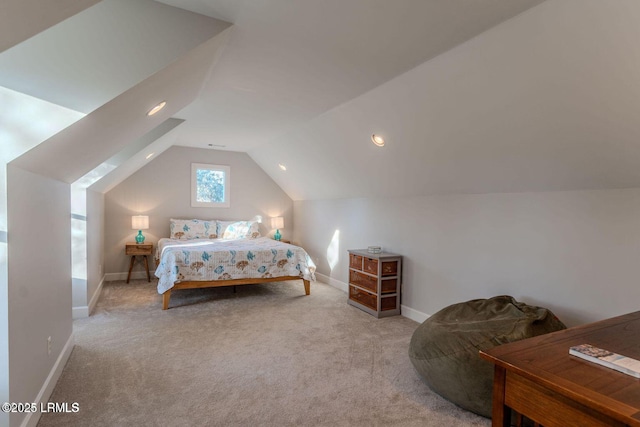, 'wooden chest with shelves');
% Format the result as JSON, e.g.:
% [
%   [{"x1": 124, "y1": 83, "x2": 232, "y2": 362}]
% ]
[{"x1": 347, "y1": 249, "x2": 402, "y2": 318}]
